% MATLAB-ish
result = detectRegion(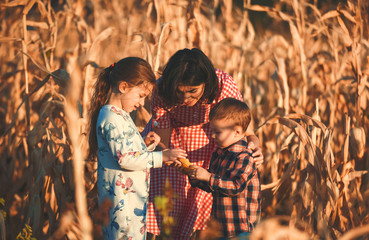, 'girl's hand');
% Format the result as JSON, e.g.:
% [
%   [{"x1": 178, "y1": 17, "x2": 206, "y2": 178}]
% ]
[
  {"x1": 187, "y1": 166, "x2": 211, "y2": 182},
  {"x1": 248, "y1": 142, "x2": 264, "y2": 169},
  {"x1": 162, "y1": 149, "x2": 187, "y2": 166},
  {"x1": 145, "y1": 131, "x2": 161, "y2": 147}
]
